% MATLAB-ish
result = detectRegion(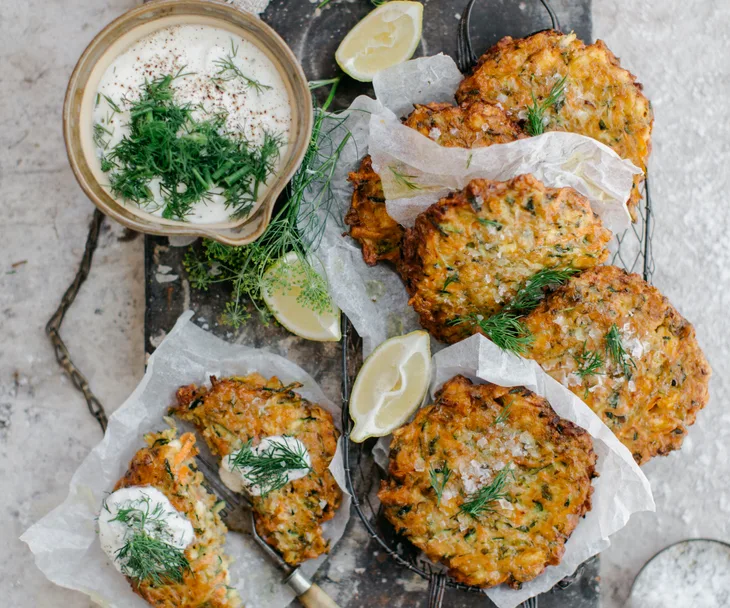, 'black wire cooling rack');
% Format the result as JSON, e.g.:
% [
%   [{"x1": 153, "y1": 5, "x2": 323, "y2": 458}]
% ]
[{"x1": 339, "y1": 0, "x2": 656, "y2": 605}]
